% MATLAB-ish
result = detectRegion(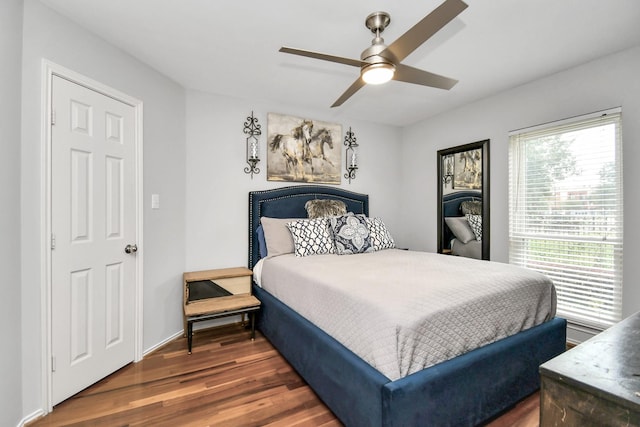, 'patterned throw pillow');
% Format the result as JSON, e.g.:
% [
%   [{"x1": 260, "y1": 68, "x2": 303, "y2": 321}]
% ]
[
  {"x1": 305, "y1": 199, "x2": 347, "y2": 219},
  {"x1": 286, "y1": 218, "x2": 335, "y2": 257},
  {"x1": 330, "y1": 214, "x2": 373, "y2": 255},
  {"x1": 366, "y1": 217, "x2": 396, "y2": 250},
  {"x1": 466, "y1": 214, "x2": 482, "y2": 241}
]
